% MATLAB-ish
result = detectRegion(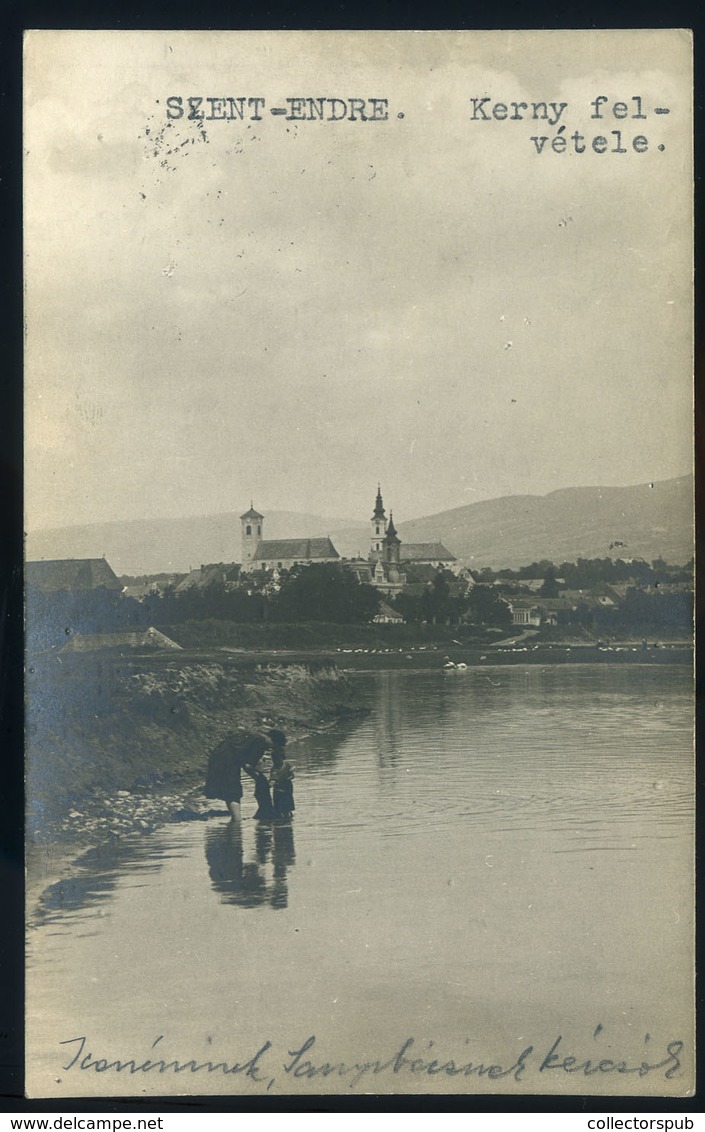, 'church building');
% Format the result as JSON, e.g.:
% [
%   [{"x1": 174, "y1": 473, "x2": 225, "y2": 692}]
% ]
[
  {"x1": 239, "y1": 489, "x2": 457, "y2": 585},
  {"x1": 240, "y1": 505, "x2": 340, "y2": 572},
  {"x1": 363, "y1": 485, "x2": 457, "y2": 593},
  {"x1": 365, "y1": 486, "x2": 407, "y2": 597}
]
